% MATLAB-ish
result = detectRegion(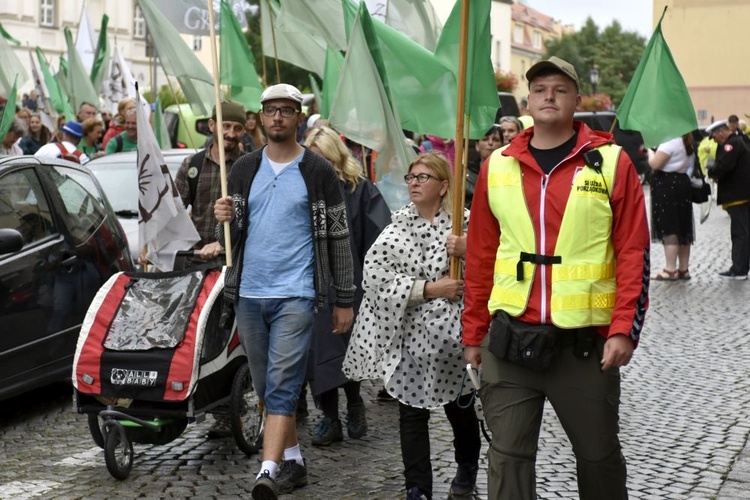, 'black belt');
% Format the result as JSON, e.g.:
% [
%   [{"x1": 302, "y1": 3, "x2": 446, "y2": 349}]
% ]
[{"x1": 517, "y1": 252, "x2": 562, "y2": 281}]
